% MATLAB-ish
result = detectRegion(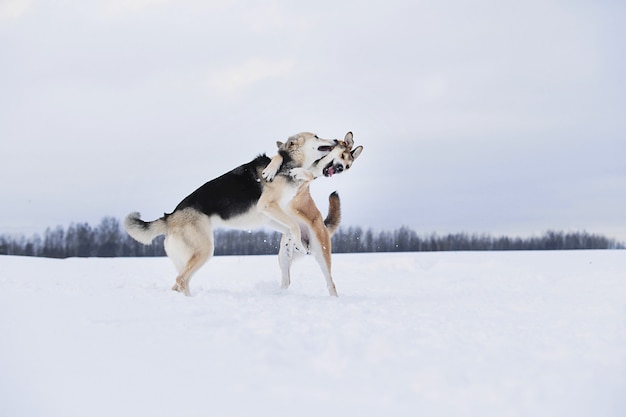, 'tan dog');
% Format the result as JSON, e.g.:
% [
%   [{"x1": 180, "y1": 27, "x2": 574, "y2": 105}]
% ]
[{"x1": 262, "y1": 132, "x2": 363, "y2": 296}]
